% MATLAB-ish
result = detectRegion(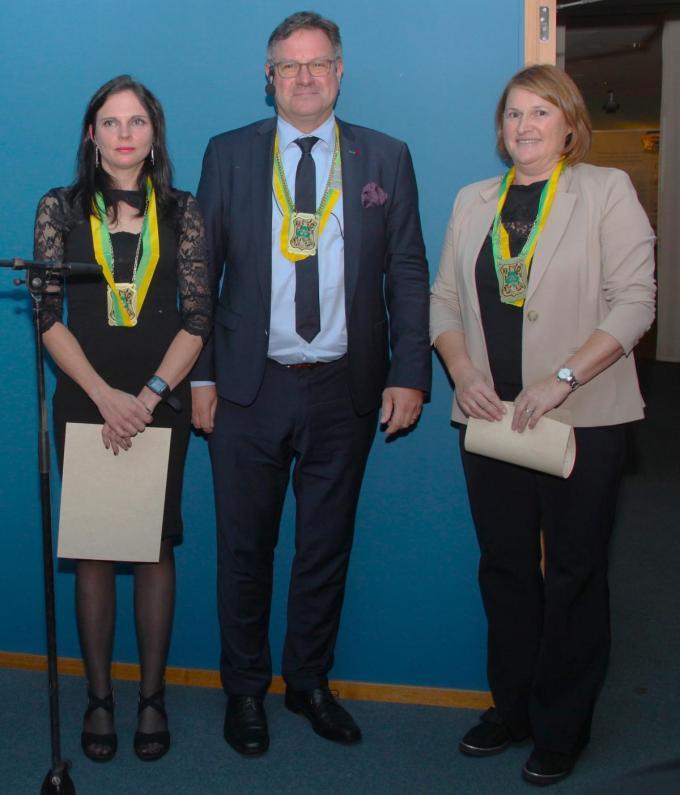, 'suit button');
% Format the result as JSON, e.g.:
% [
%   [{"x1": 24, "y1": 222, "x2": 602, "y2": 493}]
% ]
[{"x1": 527, "y1": 310, "x2": 539, "y2": 322}]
